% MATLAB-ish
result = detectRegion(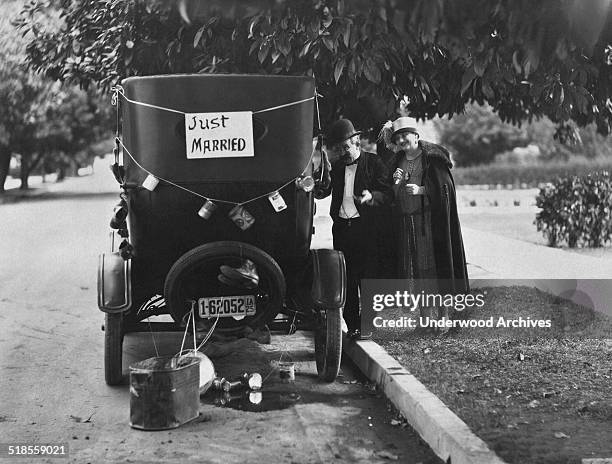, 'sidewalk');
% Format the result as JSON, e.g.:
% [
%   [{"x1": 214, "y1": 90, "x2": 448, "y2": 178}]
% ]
[
  {"x1": 463, "y1": 226, "x2": 612, "y2": 316},
  {"x1": 464, "y1": 226, "x2": 612, "y2": 279}
]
